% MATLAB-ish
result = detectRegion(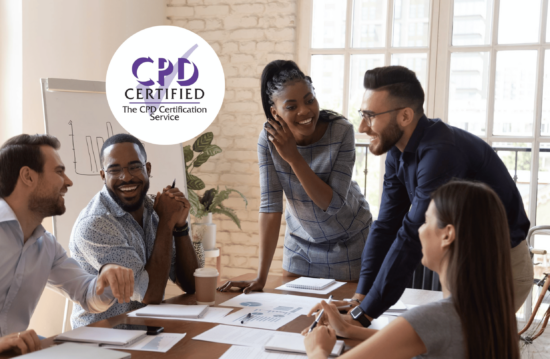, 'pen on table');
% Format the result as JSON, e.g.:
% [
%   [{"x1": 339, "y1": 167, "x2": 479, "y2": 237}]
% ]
[
  {"x1": 312, "y1": 303, "x2": 351, "y2": 315},
  {"x1": 241, "y1": 313, "x2": 252, "y2": 324},
  {"x1": 308, "y1": 295, "x2": 333, "y2": 333},
  {"x1": 171, "y1": 179, "x2": 176, "y2": 188}
]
